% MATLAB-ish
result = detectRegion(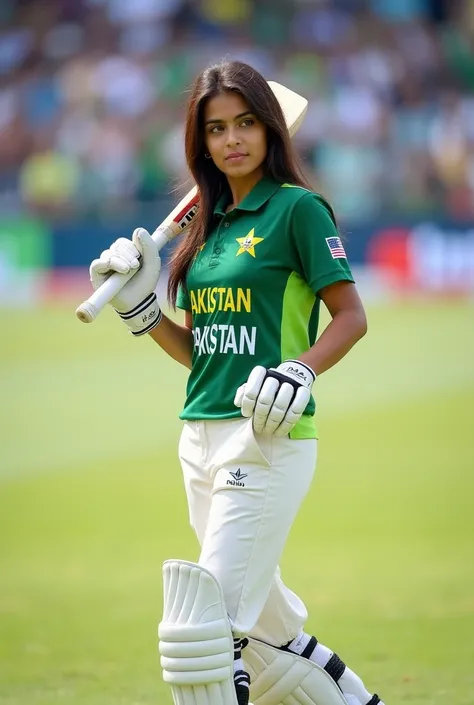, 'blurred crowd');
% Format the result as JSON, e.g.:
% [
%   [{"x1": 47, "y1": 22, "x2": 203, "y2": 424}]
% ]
[{"x1": 1, "y1": 0, "x2": 474, "y2": 222}]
